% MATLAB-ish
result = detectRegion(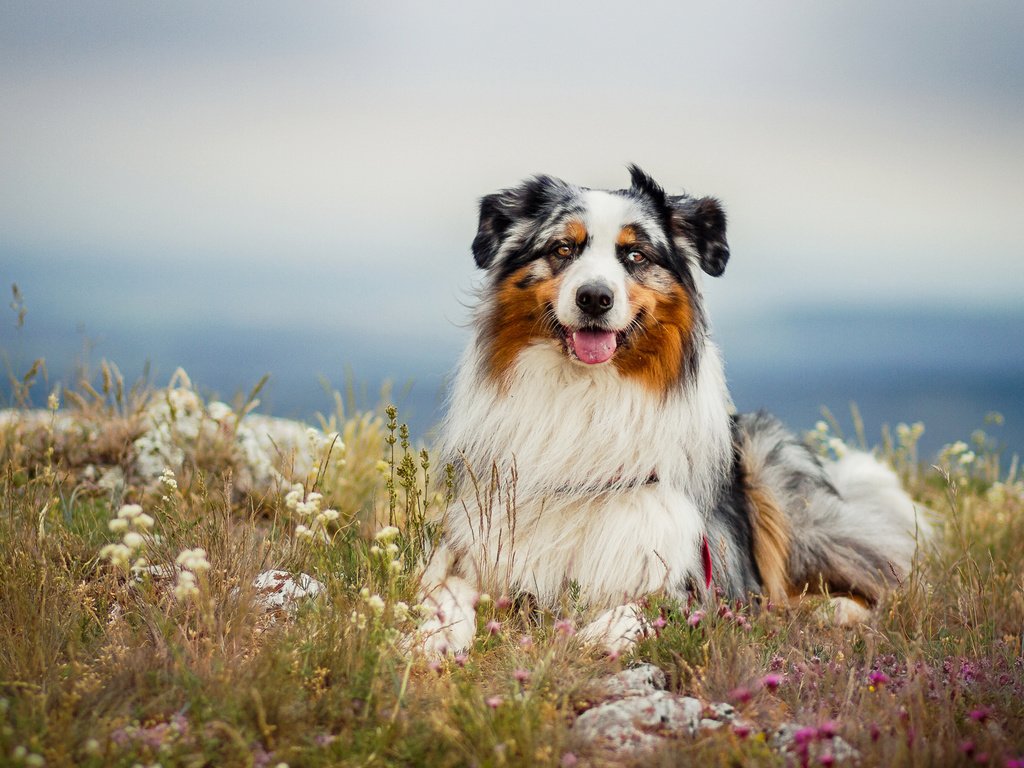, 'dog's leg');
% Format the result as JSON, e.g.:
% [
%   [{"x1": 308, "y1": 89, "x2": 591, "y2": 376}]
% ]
[
  {"x1": 417, "y1": 544, "x2": 478, "y2": 655},
  {"x1": 579, "y1": 603, "x2": 649, "y2": 654}
]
